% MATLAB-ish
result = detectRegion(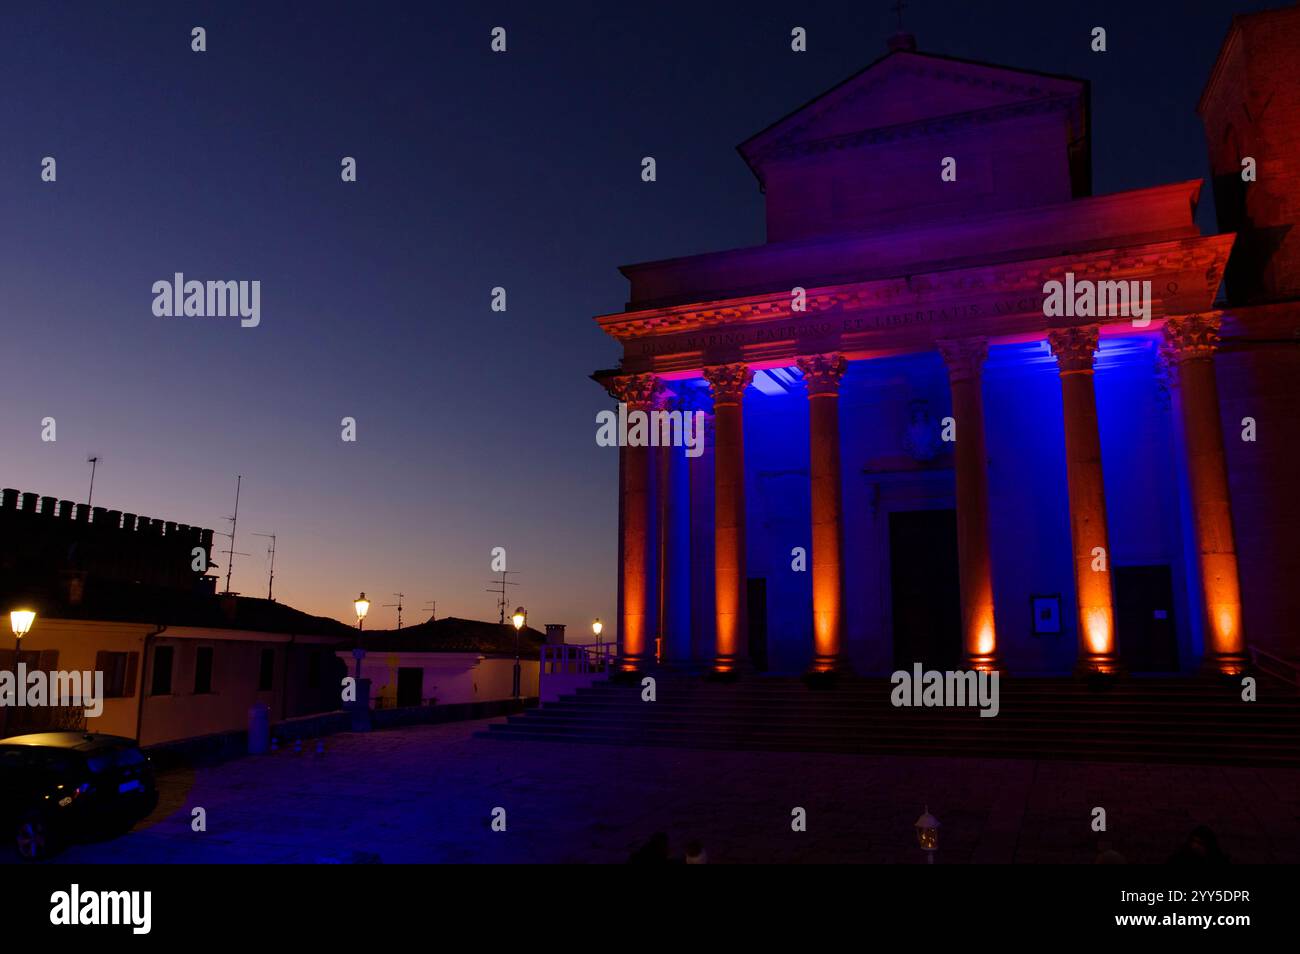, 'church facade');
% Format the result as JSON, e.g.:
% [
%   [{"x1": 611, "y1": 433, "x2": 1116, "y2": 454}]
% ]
[{"x1": 593, "y1": 12, "x2": 1300, "y2": 680}]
